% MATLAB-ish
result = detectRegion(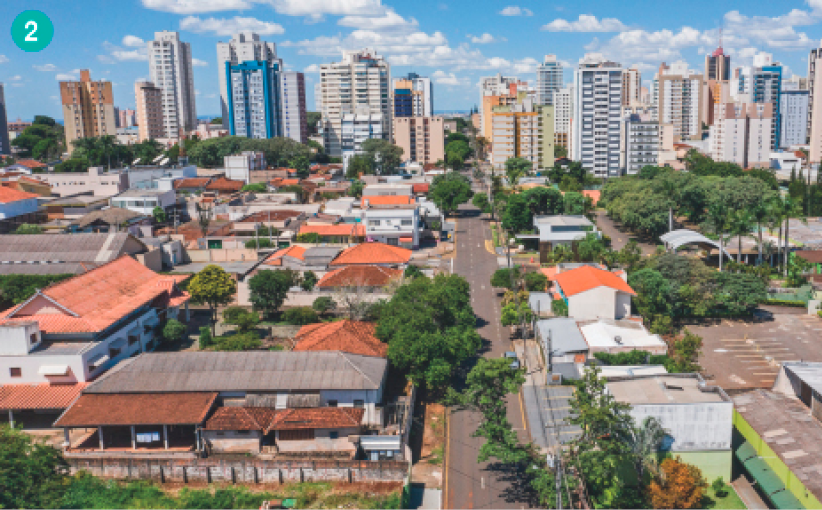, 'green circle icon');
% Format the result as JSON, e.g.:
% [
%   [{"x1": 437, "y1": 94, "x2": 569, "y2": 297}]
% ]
[{"x1": 11, "y1": 11, "x2": 54, "y2": 52}]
